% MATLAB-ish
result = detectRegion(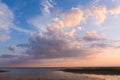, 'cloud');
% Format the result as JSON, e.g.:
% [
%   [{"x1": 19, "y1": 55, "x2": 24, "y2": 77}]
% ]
[
  {"x1": 65, "y1": 29, "x2": 76, "y2": 37},
  {"x1": 0, "y1": 2, "x2": 14, "y2": 41},
  {"x1": 28, "y1": 0, "x2": 55, "y2": 32},
  {"x1": 86, "y1": 6, "x2": 107, "y2": 24},
  {"x1": 88, "y1": 0, "x2": 100, "y2": 7},
  {"x1": 83, "y1": 30, "x2": 105, "y2": 41},
  {"x1": 26, "y1": 30, "x2": 82, "y2": 59},
  {"x1": 41, "y1": 0, "x2": 54, "y2": 15},
  {"x1": 28, "y1": 7, "x2": 84, "y2": 32},
  {"x1": 0, "y1": 0, "x2": 119, "y2": 67},
  {"x1": 15, "y1": 18, "x2": 106, "y2": 60},
  {"x1": 11, "y1": 25, "x2": 33, "y2": 33},
  {"x1": 109, "y1": 6, "x2": 120, "y2": 15},
  {"x1": 15, "y1": 15, "x2": 104, "y2": 60},
  {"x1": 16, "y1": 44, "x2": 29, "y2": 48},
  {"x1": 0, "y1": 54, "x2": 18, "y2": 58},
  {"x1": 61, "y1": 7, "x2": 84, "y2": 27},
  {"x1": 8, "y1": 45, "x2": 17, "y2": 51},
  {"x1": 90, "y1": 43, "x2": 106, "y2": 48},
  {"x1": 0, "y1": 54, "x2": 29, "y2": 66},
  {"x1": 10, "y1": 5, "x2": 109, "y2": 62},
  {"x1": 6, "y1": 2, "x2": 120, "y2": 66},
  {"x1": 25, "y1": 33, "x2": 103, "y2": 59},
  {"x1": 76, "y1": 26, "x2": 82, "y2": 30},
  {"x1": 47, "y1": 18, "x2": 64, "y2": 31},
  {"x1": 28, "y1": 5, "x2": 120, "y2": 33},
  {"x1": 0, "y1": 2, "x2": 34, "y2": 42},
  {"x1": 28, "y1": 15, "x2": 52, "y2": 32},
  {"x1": 111, "y1": 0, "x2": 120, "y2": 3}
]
